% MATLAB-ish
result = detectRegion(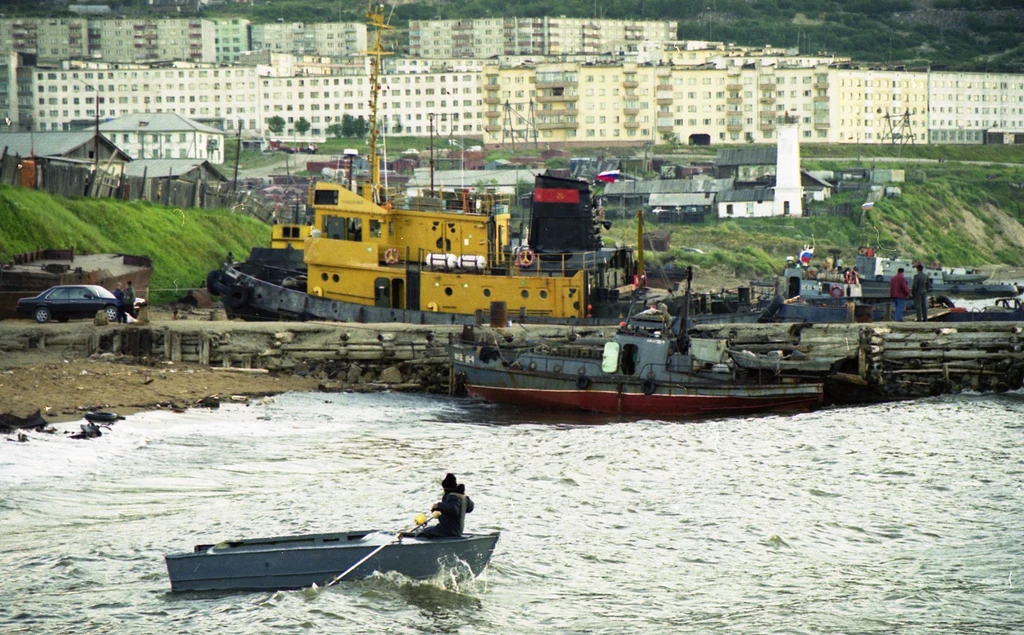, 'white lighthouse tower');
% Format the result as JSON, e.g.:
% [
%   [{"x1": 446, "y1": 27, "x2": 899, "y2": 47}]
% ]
[{"x1": 773, "y1": 123, "x2": 803, "y2": 217}]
